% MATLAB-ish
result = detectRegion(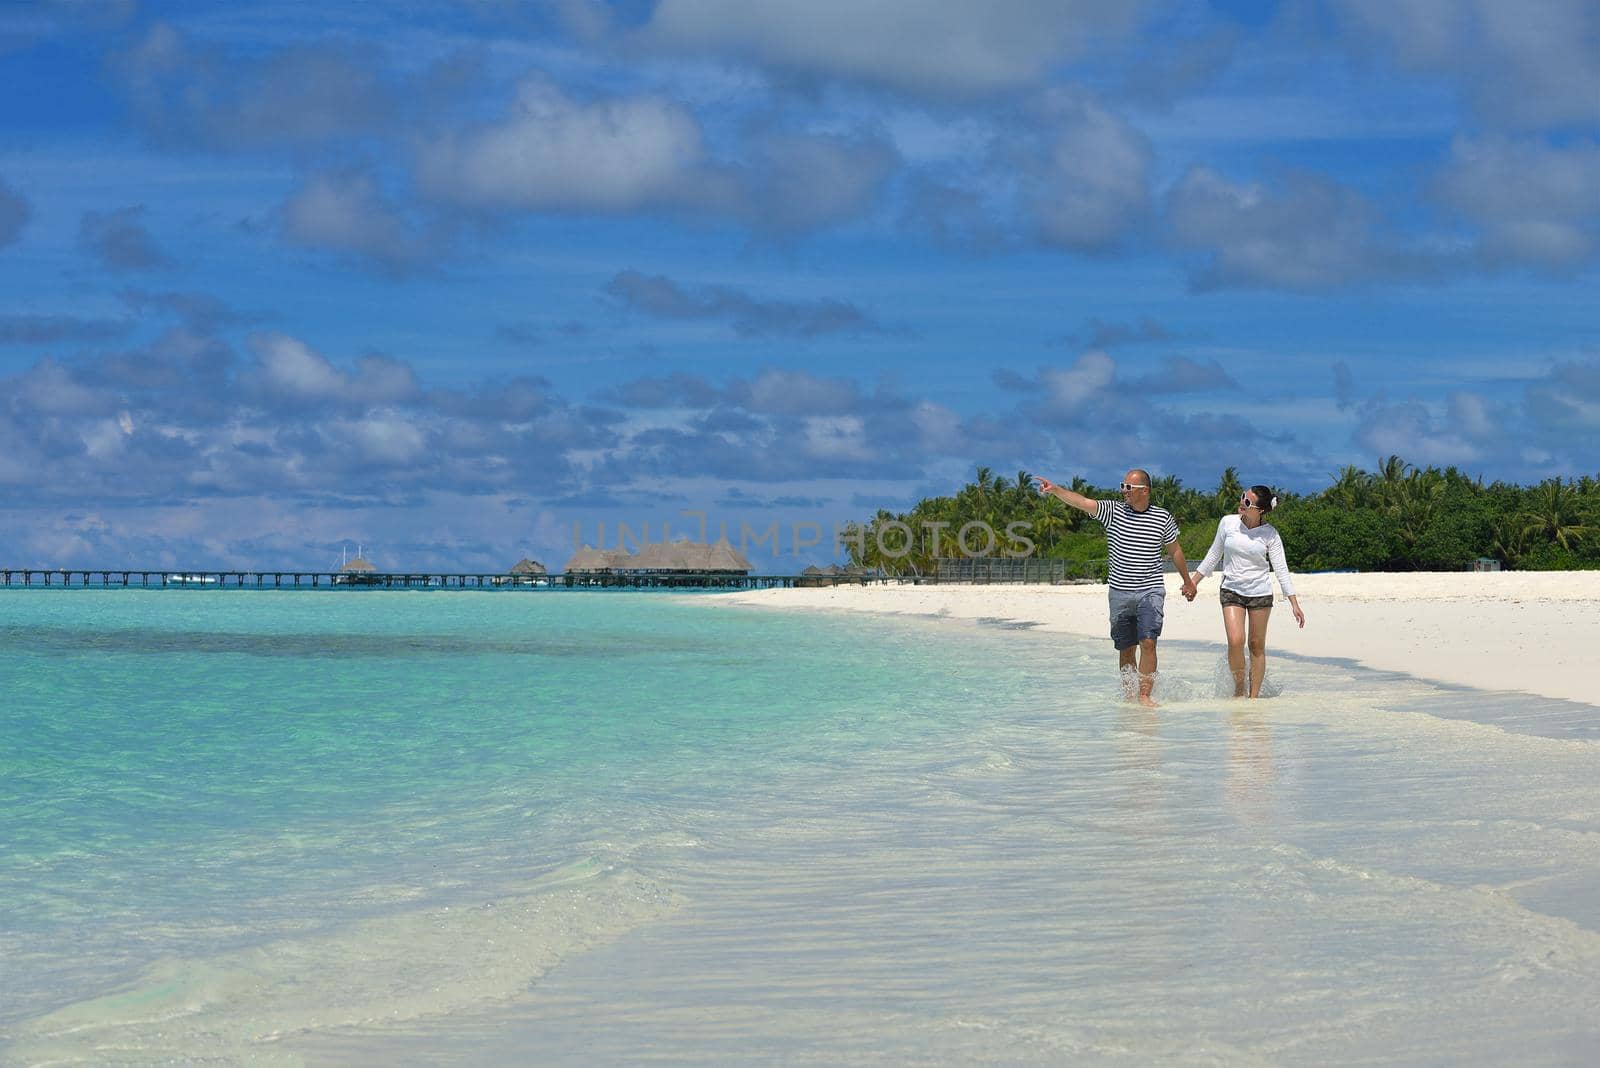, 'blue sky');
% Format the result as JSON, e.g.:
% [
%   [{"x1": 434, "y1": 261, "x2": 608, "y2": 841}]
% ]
[{"x1": 1, "y1": 0, "x2": 1597, "y2": 570}]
